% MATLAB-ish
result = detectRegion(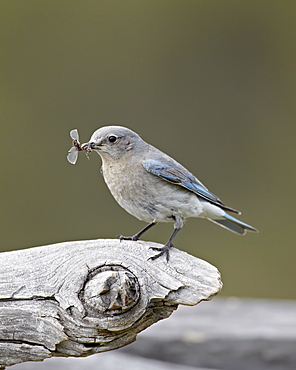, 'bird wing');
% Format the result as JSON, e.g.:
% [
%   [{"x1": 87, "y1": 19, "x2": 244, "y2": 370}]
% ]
[{"x1": 143, "y1": 158, "x2": 240, "y2": 213}]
